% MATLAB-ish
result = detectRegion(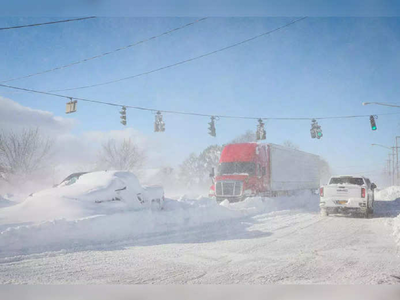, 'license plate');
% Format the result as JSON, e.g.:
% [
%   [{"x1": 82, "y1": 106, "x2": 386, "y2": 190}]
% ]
[{"x1": 338, "y1": 200, "x2": 347, "y2": 204}]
